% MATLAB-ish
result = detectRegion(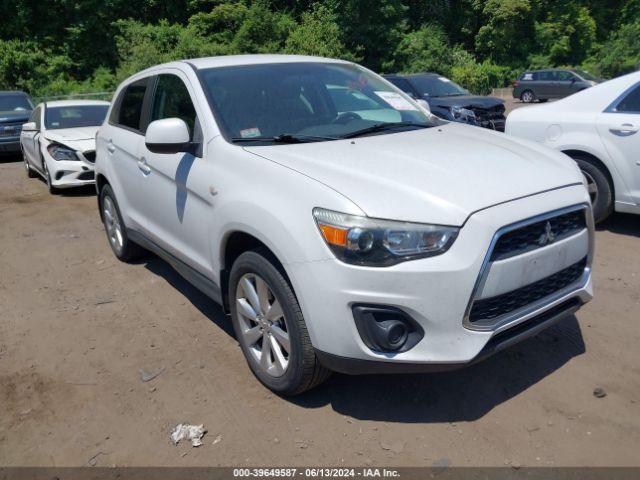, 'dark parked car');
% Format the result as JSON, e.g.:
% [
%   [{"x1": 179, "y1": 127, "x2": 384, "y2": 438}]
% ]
[
  {"x1": 513, "y1": 69, "x2": 601, "y2": 103},
  {"x1": 0, "y1": 91, "x2": 34, "y2": 154},
  {"x1": 383, "y1": 73, "x2": 506, "y2": 131}
]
